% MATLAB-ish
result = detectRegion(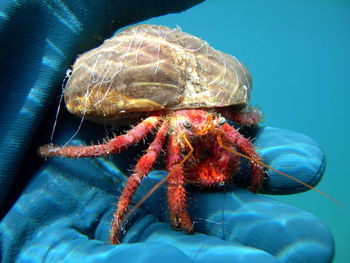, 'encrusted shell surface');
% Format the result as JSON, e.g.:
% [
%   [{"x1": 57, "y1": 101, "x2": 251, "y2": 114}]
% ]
[{"x1": 64, "y1": 24, "x2": 252, "y2": 123}]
